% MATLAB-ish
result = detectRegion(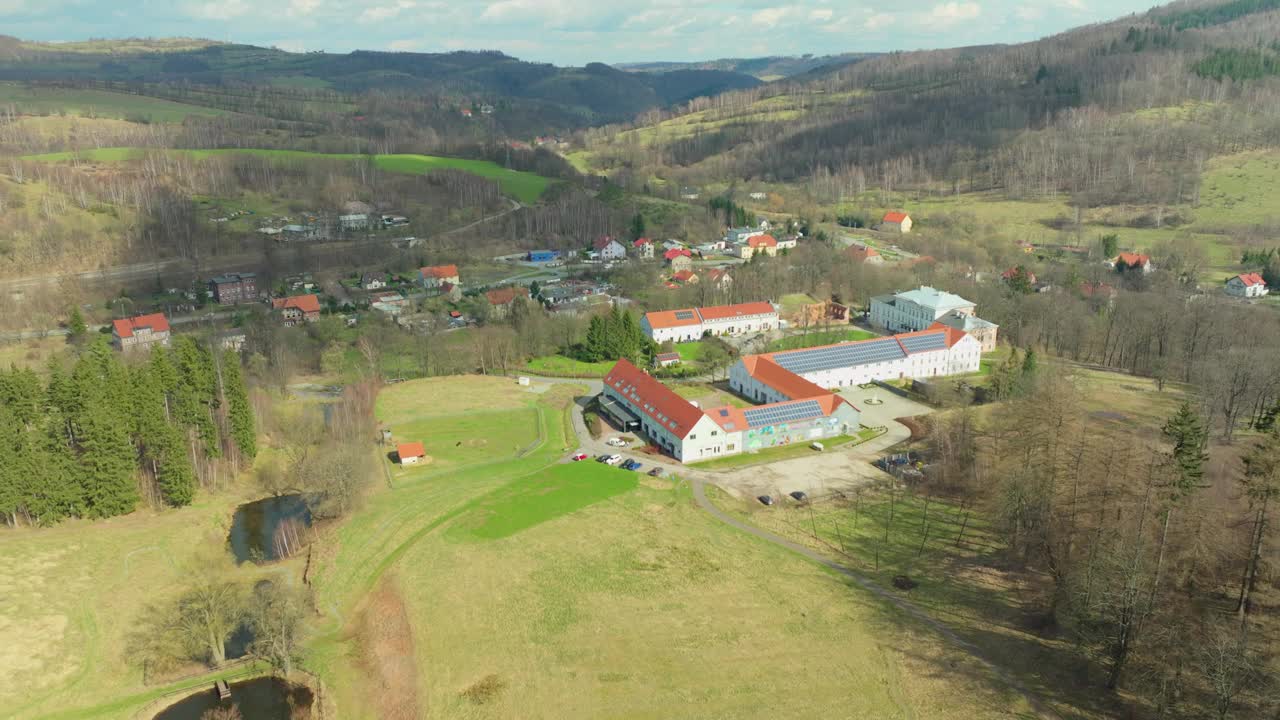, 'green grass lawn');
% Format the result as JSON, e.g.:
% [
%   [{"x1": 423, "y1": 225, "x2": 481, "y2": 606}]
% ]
[
  {"x1": 767, "y1": 327, "x2": 878, "y2": 352},
  {"x1": 0, "y1": 83, "x2": 227, "y2": 122},
  {"x1": 673, "y1": 340, "x2": 704, "y2": 362},
  {"x1": 23, "y1": 148, "x2": 552, "y2": 203},
  {"x1": 390, "y1": 408, "x2": 541, "y2": 476},
  {"x1": 523, "y1": 354, "x2": 615, "y2": 377}
]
